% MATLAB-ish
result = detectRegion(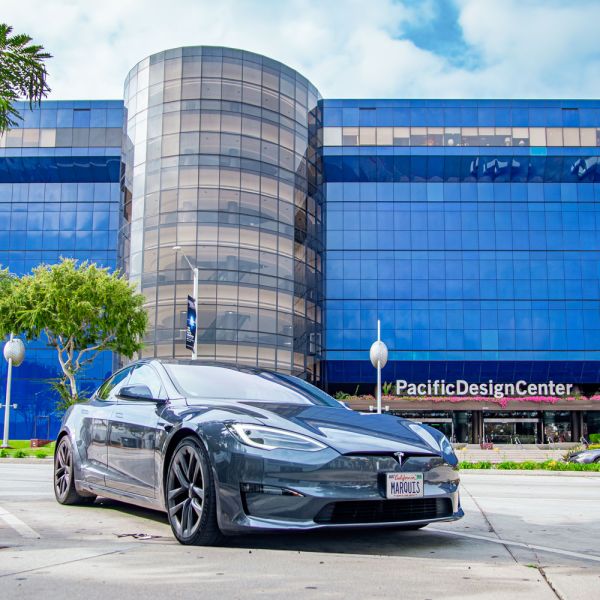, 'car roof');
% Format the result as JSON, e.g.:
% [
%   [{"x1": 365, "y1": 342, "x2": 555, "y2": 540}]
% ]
[{"x1": 131, "y1": 358, "x2": 278, "y2": 377}]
